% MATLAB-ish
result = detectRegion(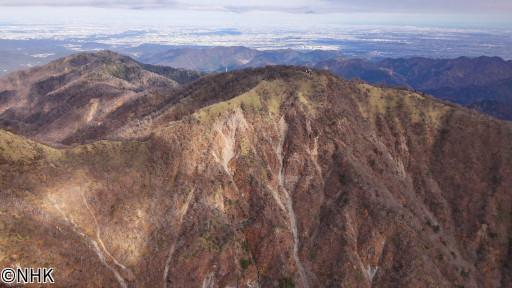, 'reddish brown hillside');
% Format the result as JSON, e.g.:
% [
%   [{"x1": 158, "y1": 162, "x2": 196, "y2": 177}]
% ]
[
  {"x1": 0, "y1": 66, "x2": 511, "y2": 287},
  {"x1": 0, "y1": 51, "x2": 201, "y2": 144}
]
